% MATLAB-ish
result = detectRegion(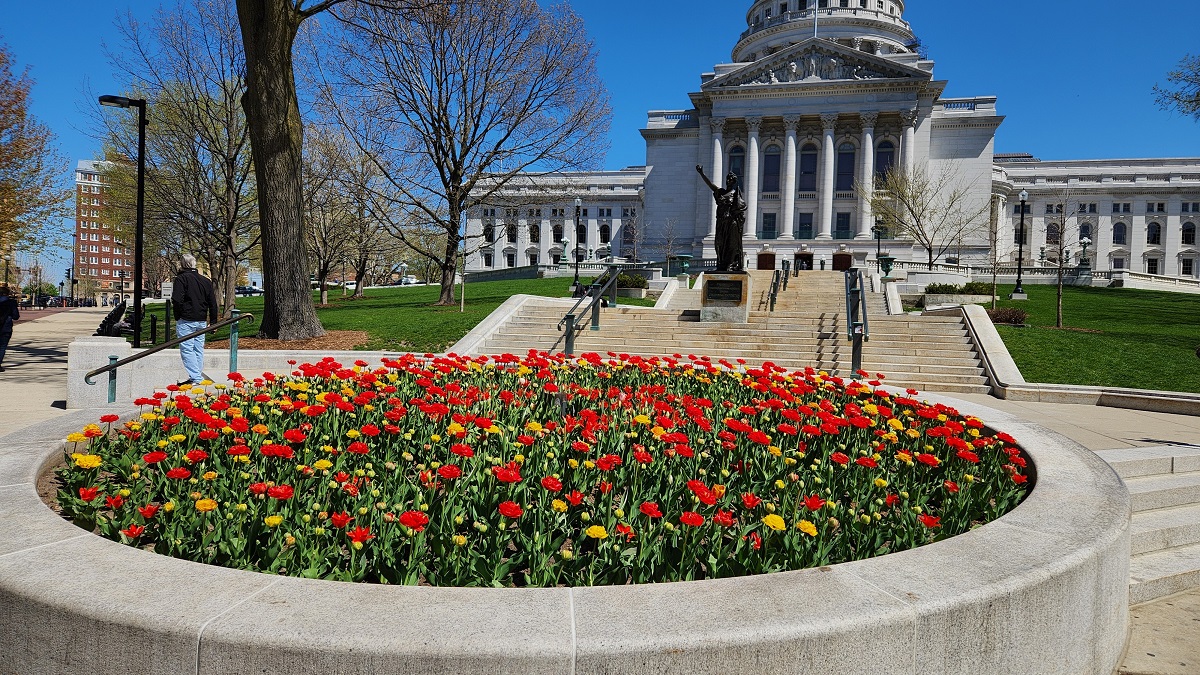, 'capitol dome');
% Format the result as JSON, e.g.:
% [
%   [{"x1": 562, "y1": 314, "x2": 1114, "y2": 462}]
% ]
[{"x1": 732, "y1": 0, "x2": 917, "y2": 63}]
